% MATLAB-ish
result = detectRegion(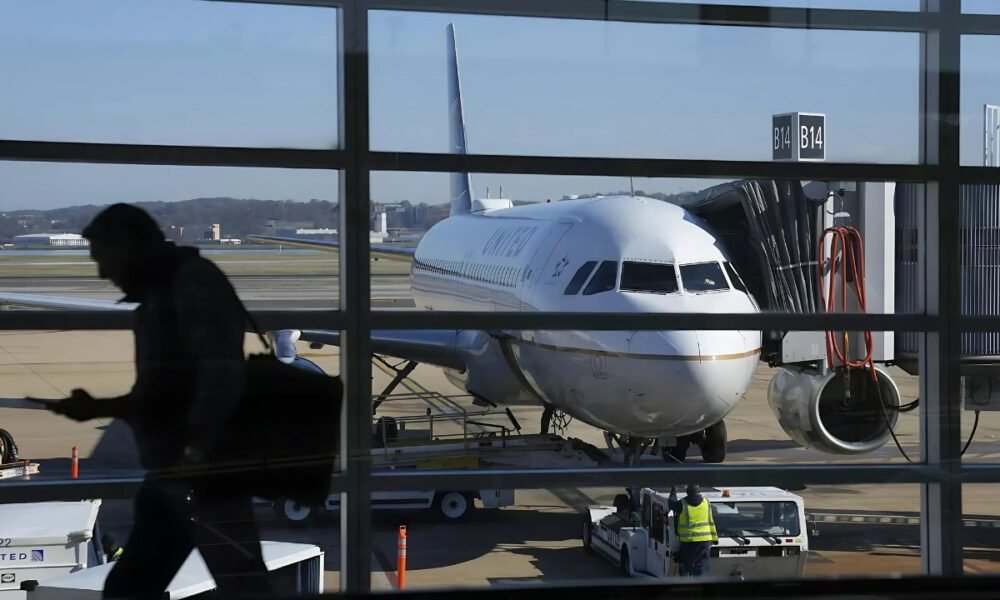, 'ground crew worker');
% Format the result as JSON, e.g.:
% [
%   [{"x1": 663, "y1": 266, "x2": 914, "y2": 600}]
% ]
[{"x1": 668, "y1": 484, "x2": 718, "y2": 577}]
